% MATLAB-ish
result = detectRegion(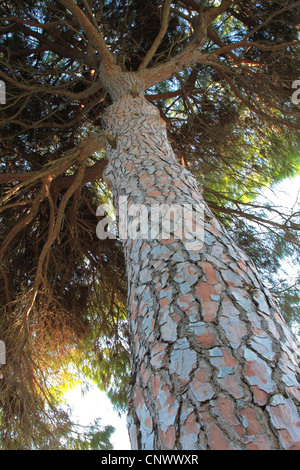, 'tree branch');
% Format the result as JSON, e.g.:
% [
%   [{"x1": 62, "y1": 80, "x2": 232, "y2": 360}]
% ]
[
  {"x1": 138, "y1": 0, "x2": 172, "y2": 71},
  {"x1": 210, "y1": 38, "x2": 300, "y2": 58},
  {"x1": 34, "y1": 155, "x2": 88, "y2": 288},
  {"x1": 0, "y1": 68, "x2": 103, "y2": 100},
  {"x1": 213, "y1": 65, "x2": 300, "y2": 130},
  {"x1": 137, "y1": 0, "x2": 299, "y2": 91},
  {"x1": 203, "y1": 0, "x2": 233, "y2": 21},
  {"x1": 136, "y1": 0, "x2": 233, "y2": 90},
  {"x1": 146, "y1": 89, "x2": 182, "y2": 101},
  {"x1": 138, "y1": 30, "x2": 209, "y2": 89},
  {"x1": 50, "y1": 157, "x2": 108, "y2": 196},
  {"x1": 210, "y1": 202, "x2": 300, "y2": 233},
  {"x1": 0, "y1": 134, "x2": 106, "y2": 192},
  {"x1": 58, "y1": 0, "x2": 115, "y2": 65},
  {"x1": 0, "y1": 183, "x2": 48, "y2": 264}
]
